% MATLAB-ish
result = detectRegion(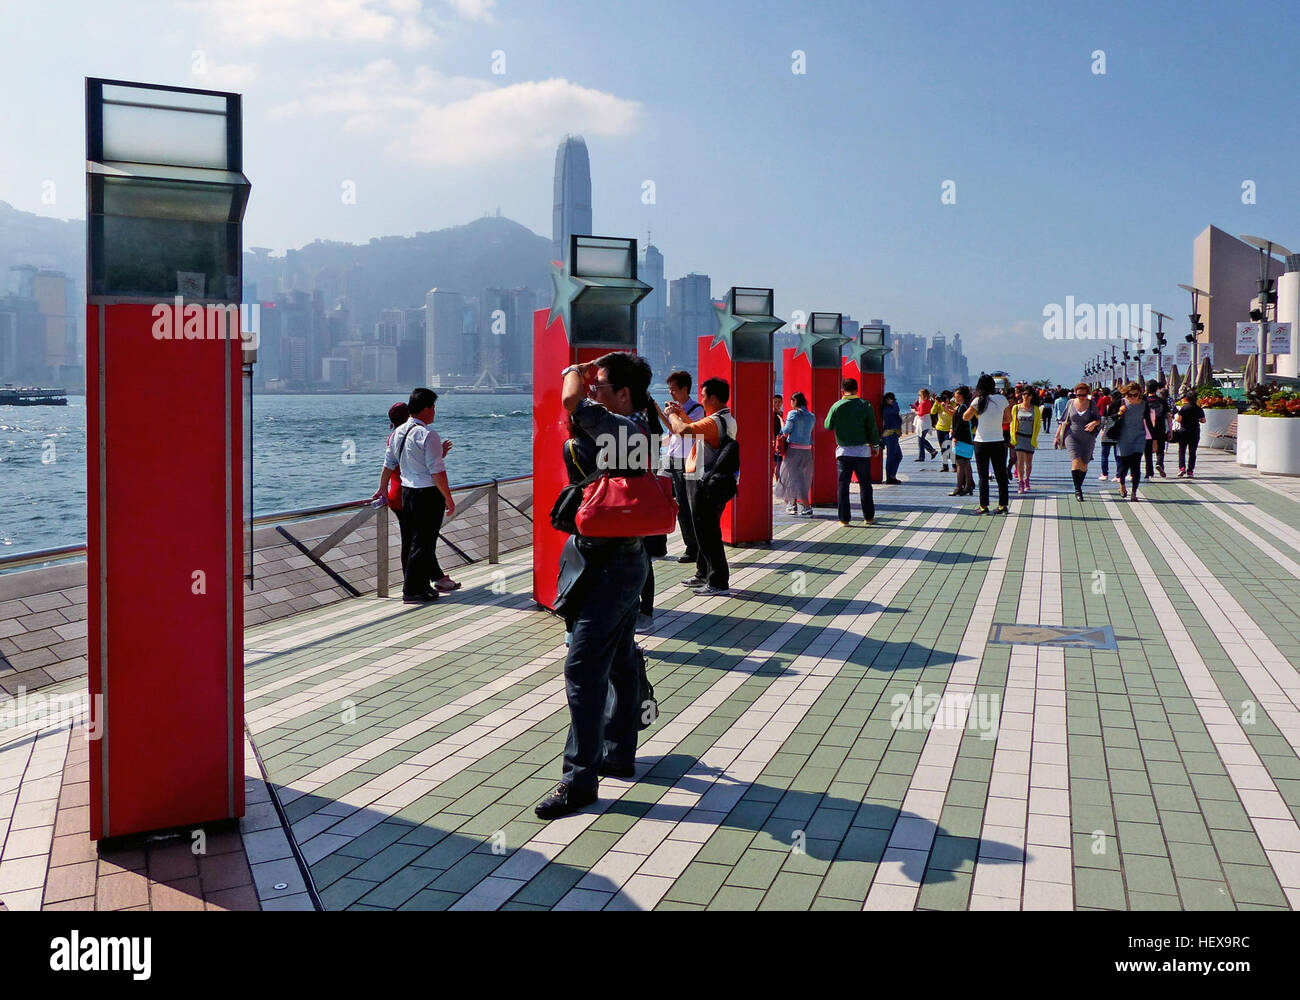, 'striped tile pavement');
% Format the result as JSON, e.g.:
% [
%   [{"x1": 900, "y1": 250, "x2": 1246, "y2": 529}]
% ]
[{"x1": 3, "y1": 443, "x2": 1299, "y2": 910}]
